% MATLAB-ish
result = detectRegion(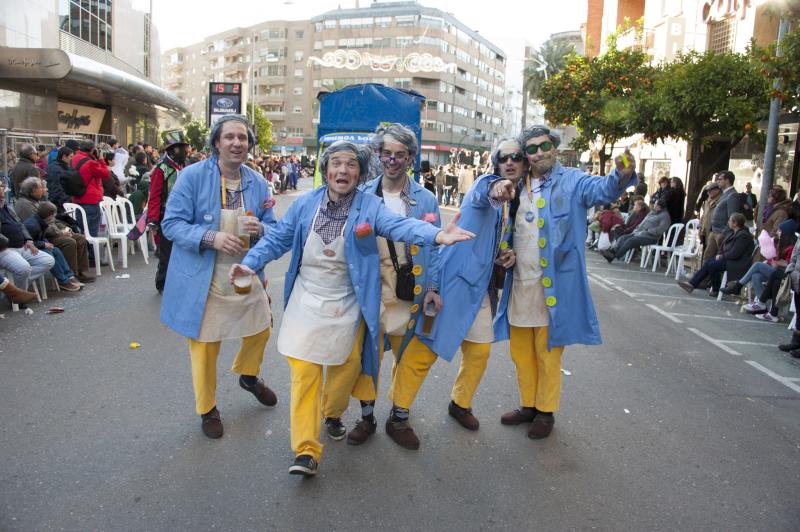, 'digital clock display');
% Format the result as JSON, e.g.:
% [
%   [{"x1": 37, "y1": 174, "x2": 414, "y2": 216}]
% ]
[{"x1": 211, "y1": 83, "x2": 241, "y2": 94}]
